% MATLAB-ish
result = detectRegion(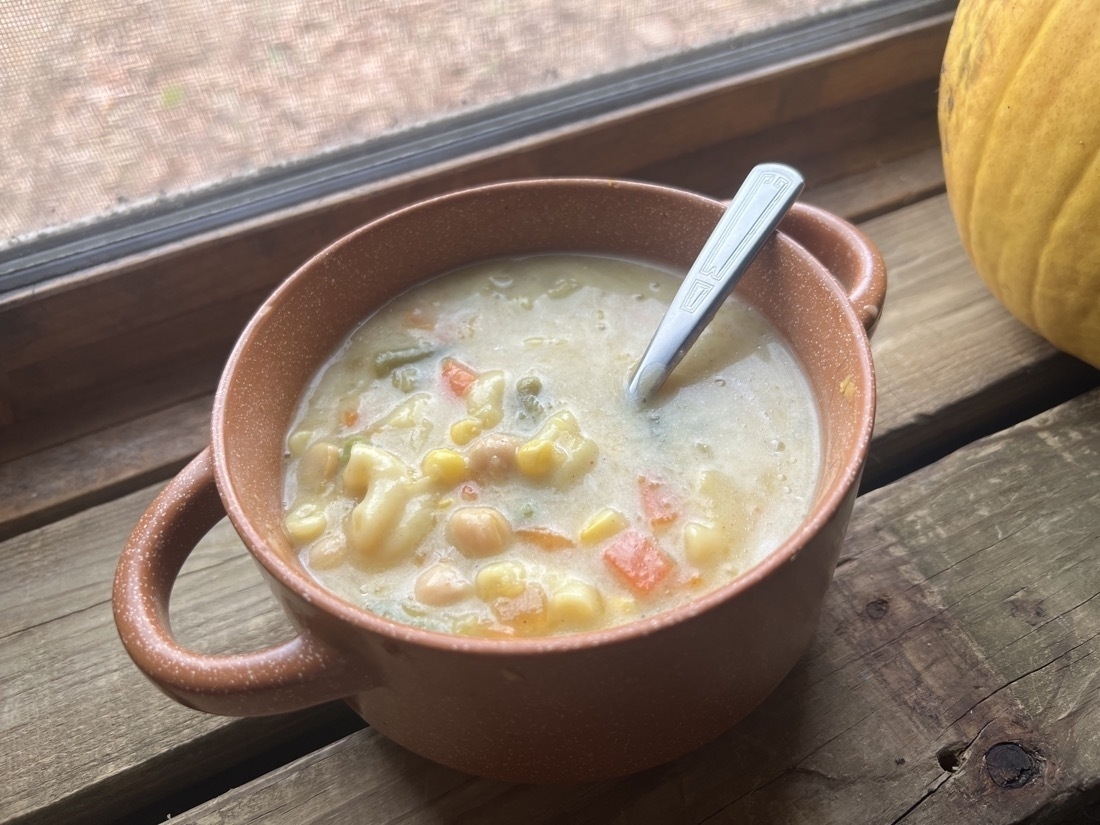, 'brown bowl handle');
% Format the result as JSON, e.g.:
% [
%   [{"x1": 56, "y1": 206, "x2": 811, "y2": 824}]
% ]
[
  {"x1": 780, "y1": 202, "x2": 887, "y2": 337},
  {"x1": 113, "y1": 447, "x2": 361, "y2": 715}
]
